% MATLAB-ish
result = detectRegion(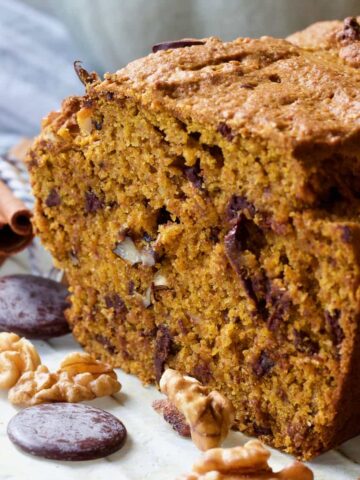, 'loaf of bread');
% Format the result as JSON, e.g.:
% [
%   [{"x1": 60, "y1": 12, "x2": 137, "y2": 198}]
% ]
[{"x1": 28, "y1": 20, "x2": 360, "y2": 460}]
